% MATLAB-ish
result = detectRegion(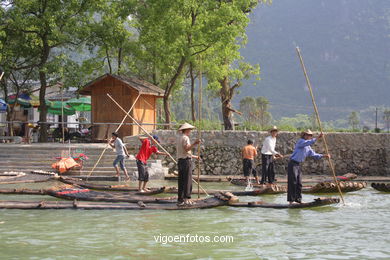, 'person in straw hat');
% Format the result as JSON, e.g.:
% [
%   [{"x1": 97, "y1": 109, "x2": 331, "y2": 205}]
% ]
[
  {"x1": 260, "y1": 126, "x2": 283, "y2": 185},
  {"x1": 176, "y1": 122, "x2": 201, "y2": 206},
  {"x1": 288, "y1": 129, "x2": 330, "y2": 204}
]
